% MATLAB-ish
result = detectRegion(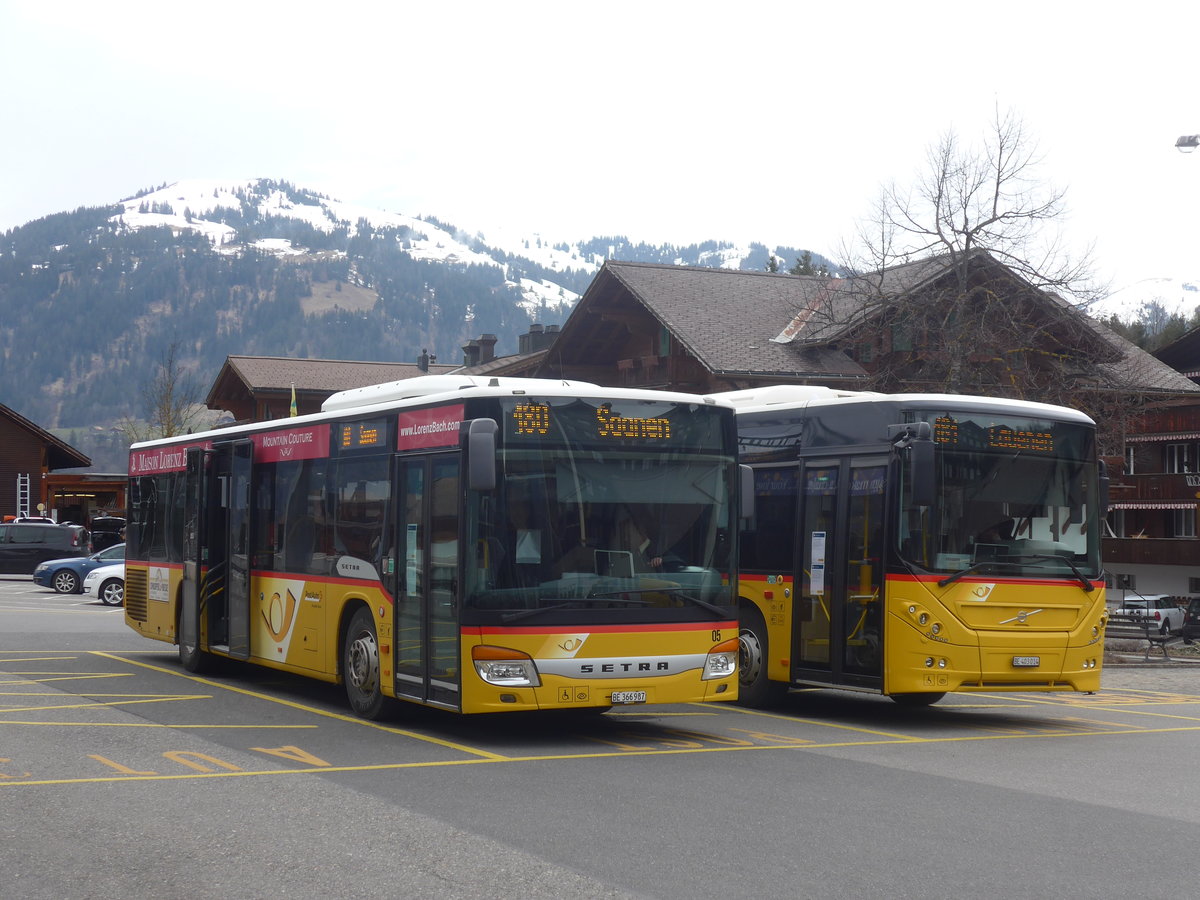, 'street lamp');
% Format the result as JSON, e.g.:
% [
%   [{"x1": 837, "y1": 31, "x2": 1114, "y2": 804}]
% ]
[{"x1": 1177, "y1": 134, "x2": 1200, "y2": 153}]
